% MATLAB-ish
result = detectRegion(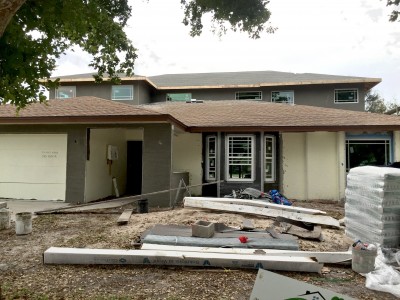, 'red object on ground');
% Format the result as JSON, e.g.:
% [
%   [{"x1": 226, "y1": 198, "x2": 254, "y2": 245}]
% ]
[{"x1": 239, "y1": 236, "x2": 248, "y2": 243}]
